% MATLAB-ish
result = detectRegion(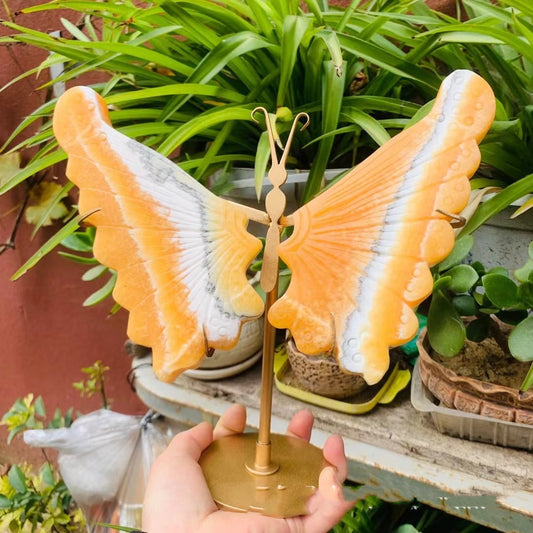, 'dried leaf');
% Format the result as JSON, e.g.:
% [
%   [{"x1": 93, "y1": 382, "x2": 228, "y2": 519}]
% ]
[
  {"x1": 24, "y1": 181, "x2": 69, "y2": 227},
  {"x1": 0, "y1": 152, "x2": 21, "y2": 188},
  {"x1": 510, "y1": 196, "x2": 533, "y2": 218}
]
